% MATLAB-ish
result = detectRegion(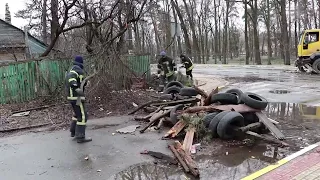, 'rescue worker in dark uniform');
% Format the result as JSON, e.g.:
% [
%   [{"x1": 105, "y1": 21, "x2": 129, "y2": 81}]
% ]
[
  {"x1": 180, "y1": 54, "x2": 194, "y2": 80},
  {"x1": 157, "y1": 51, "x2": 177, "y2": 82},
  {"x1": 65, "y1": 56, "x2": 92, "y2": 143}
]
